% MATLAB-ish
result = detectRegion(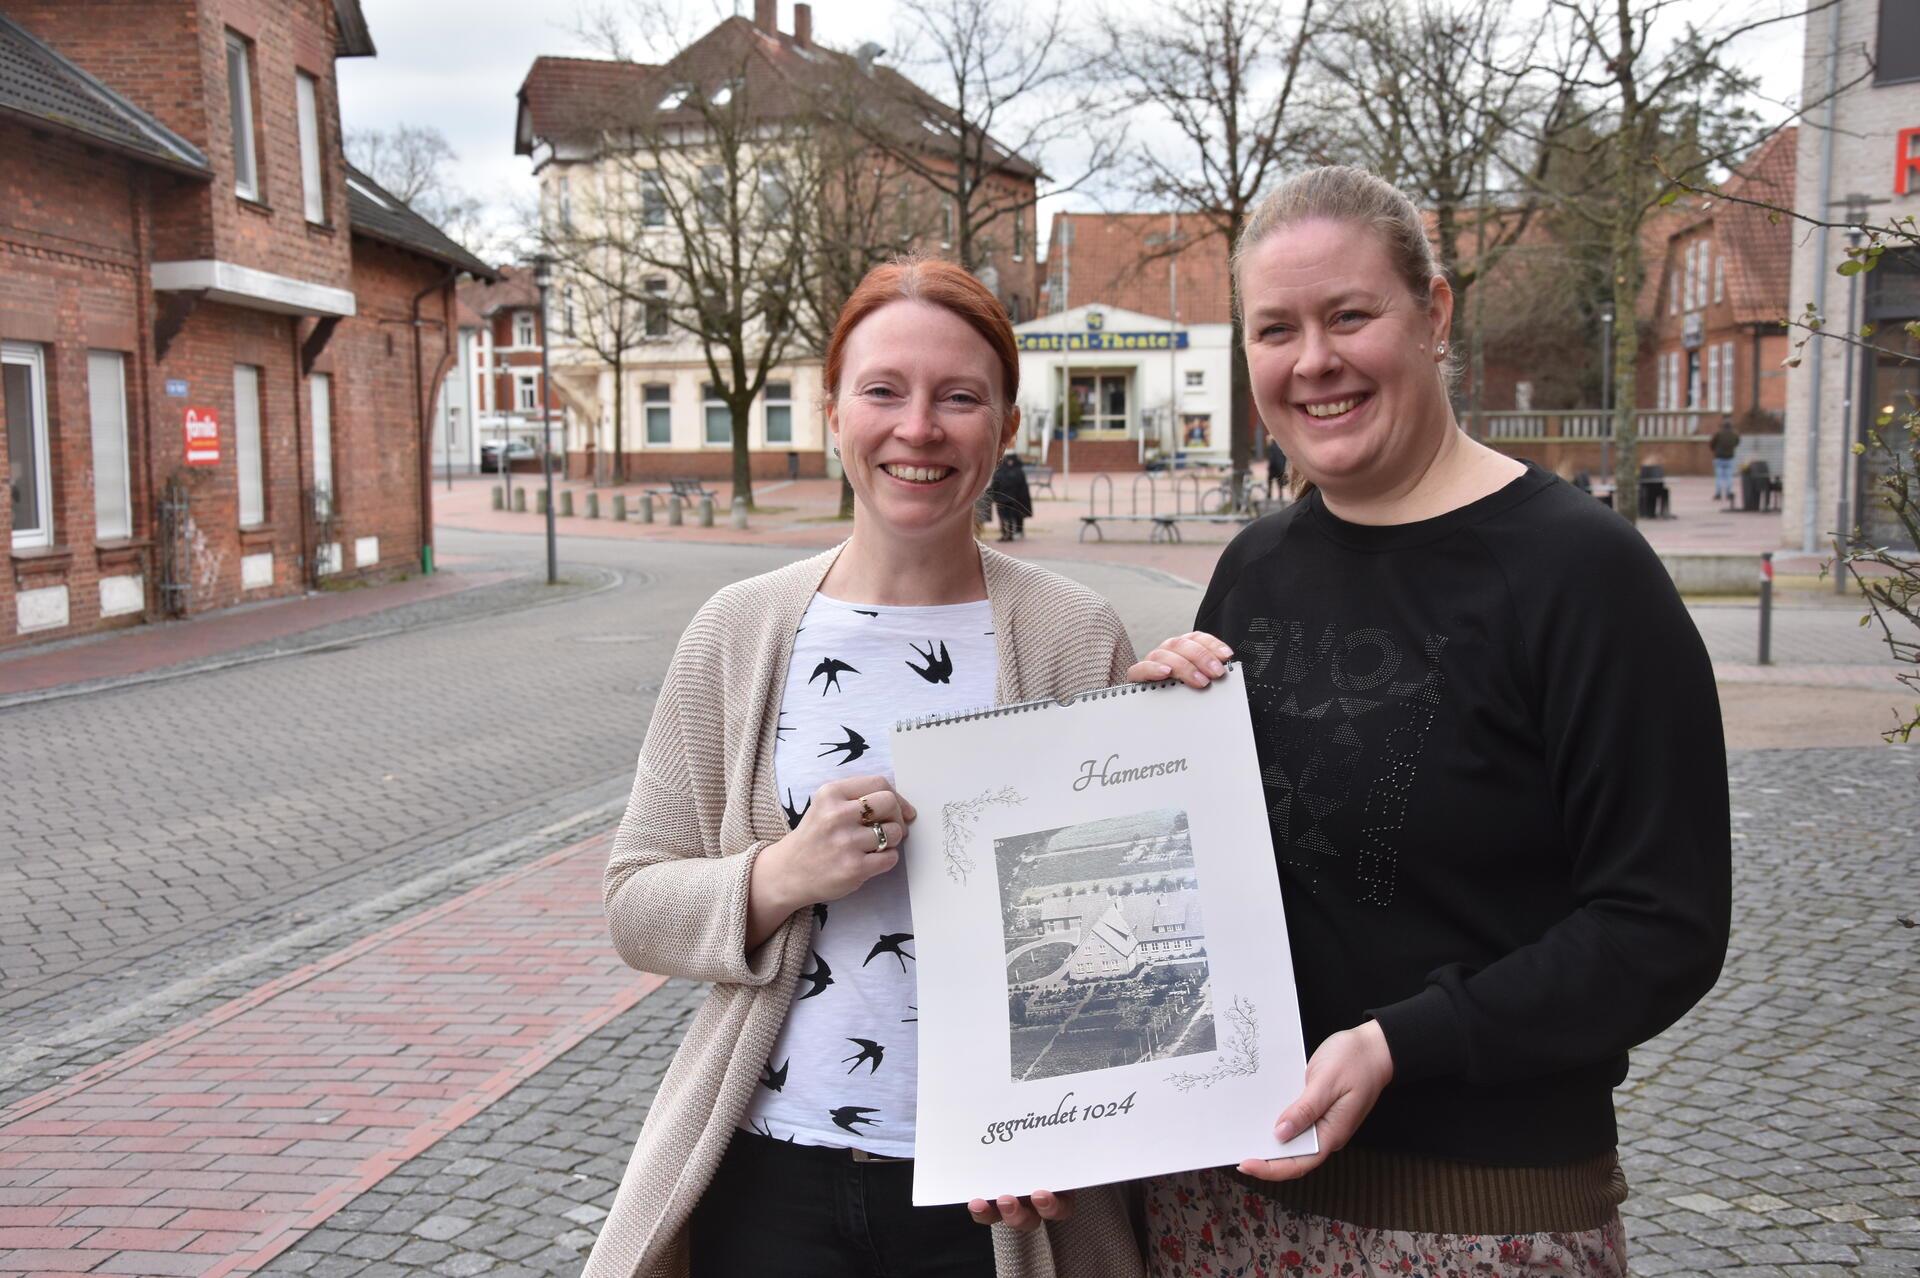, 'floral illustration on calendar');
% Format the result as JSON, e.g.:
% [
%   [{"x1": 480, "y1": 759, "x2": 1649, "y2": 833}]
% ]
[{"x1": 994, "y1": 808, "x2": 1216, "y2": 1082}]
